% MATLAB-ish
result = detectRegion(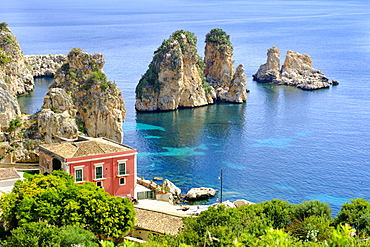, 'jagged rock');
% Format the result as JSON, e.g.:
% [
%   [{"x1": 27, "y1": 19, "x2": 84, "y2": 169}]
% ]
[
  {"x1": 281, "y1": 50, "x2": 330, "y2": 90},
  {"x1": 42, "y1": 88, "x2": 75, "y2": 116},
  {"x1": 332, "y1": 80, "x2": 339, "y2": 86},
  {"x1": 162, "y1": 179, "x2": 181, "y2": 198},
  {"x1": 25, "y1": 54, "x2": 67, "y2": 77},
  {"x1": 38, "y1": 109, "x2": 79, "y2": 143},
  {"x1": 185, "y1": 187, "x2": 217, "y2": 201},
  {"x1": 0, "y1": 22, "x2": 33, "y2": 96},
  {"x1": 233, "y1": 199, "x2": 254, "y2": 207},
  {"x1": 135, "y1": 30, "x2": 214, "y2": 111},
  {"x1": 204, "y1": 29, "x2": 247, "y2": 103},
  {"x1": 48, "y1": 48, "x2": 125, "y2": 142},
  {"x1": 252, "y1": 46, "x2": 281, "y2": 83},
  {"x1": 0, "y1": 86, "x2": 21, "y2": 131},
  {"x1": 253, "y1": 47, "x2": 334, "y2": 90}
]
